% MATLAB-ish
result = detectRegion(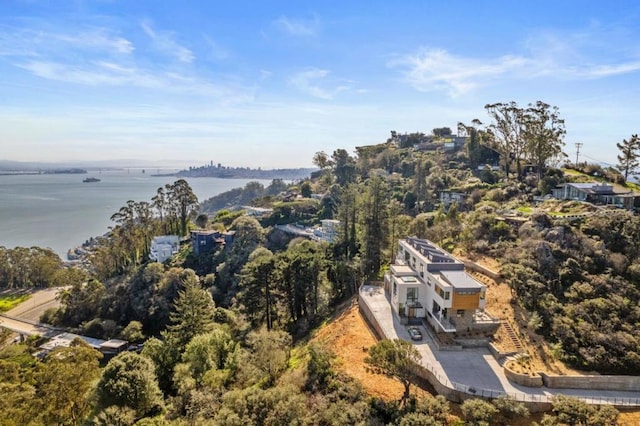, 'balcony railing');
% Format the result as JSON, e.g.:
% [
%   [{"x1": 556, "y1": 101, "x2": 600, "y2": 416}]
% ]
[{"x1": 429, "y1": 311, "x2": 457, "y2": 333}]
